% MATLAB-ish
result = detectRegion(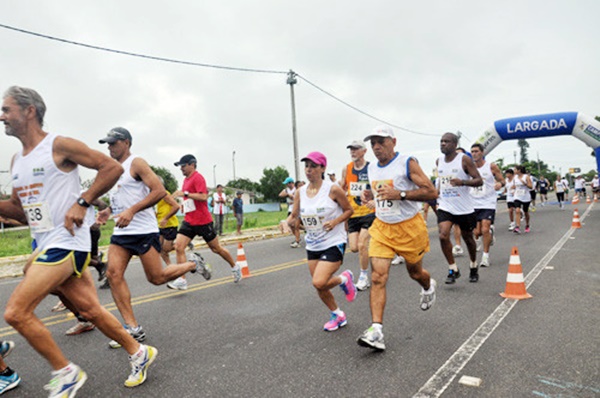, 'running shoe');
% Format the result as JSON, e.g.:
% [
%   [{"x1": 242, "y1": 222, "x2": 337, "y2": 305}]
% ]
[
  {"x1": 445, "y1": 269, "x2": 461, "y2": 284},
  {"x1": 167, "y1": 277, "x2": 188, "y2": 291},
  {"x1": 125, "y1": 345, "x2": 158, "y2": 388},
  {"x1": 44, "y1": 364, "x2": 87, "y2": 398},
  {"x1": 188, "y1": 252, "x2": 212, "y2": 280},
  {"x1": 508, "y1": 222, "x2": 515, "y2": 231},
  {"x1": 51, "y1": 300, "x2": 67, "y2": 312},
  {"x1": 420, "y1": 279, "x2": 436, "y2": 311},
  {"x1": 391, "y1": 255, "x2": 405, "y2": 265},
  {"x1": 290, "y1": 241, "x2": 300, "y2": 248},
  {"x1": 480, "y1": 256, "x2": 490, "y2": 268},
  {"x1": 339, "y1": 270, "x2": 356, "y2": 302},
  {"x1": 452, "y1": 245, "x2": 464, "y2": 256},
  {"x1": 356, "y1": 273, "x2": 370, "y2": 291},
  {"x1": 525, "y1": 226, "x2": 531, "y2": 233},
  {"x1": 66, "y1": 321, "x2": 95, "y2": 336},
  {"x1": 0, "y1": 341, "x2": 14, "y2": 359},
  {"x1": 469, "y1": 268, "x2": 479, "y2": 283},
  {"x1": 490, "y1": 225, "x2": 496, "y2": 246},
  {"x1": 0, "y1": 370, "x2": 20, "y2": 395},
  {"x1": 98, "y1": 277, "x2": 110, "y2": 290},
  {"x1": 323, "y1": 312, "x2": 347, "y2": 332},
  {"x1": 513, "y1": 227, "x2": 521, "y2": 234},
  {"x1": 357, "y1": 326, "x2": 385, "y2": 351},
  {"x1": 232, "y1": 264, "x2": 242, "y2": 283},
  {"x1": 96, "y1": 253, "x2": 107, "y2": 281},
  {"x1": 475, "y1": 237, "x2": 482, "y2": 252},
  {"x1": 109, "y1": 325, "x2": 146, "y2": 349},
  {"x1": 187, "y1": 241, "x2": 195, "y2": 251}
]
